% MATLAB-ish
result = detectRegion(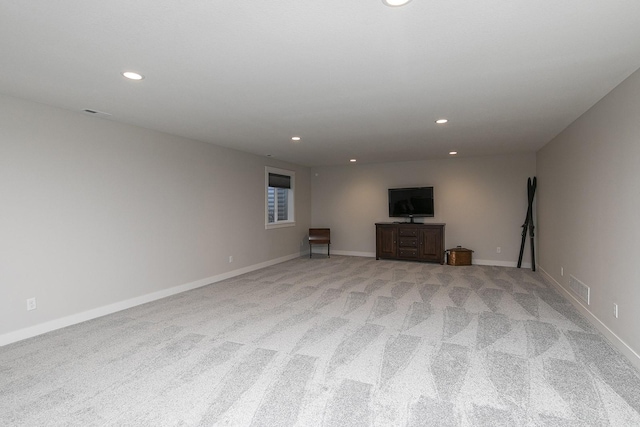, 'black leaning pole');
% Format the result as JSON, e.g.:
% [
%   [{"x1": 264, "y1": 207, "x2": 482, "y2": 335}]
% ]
[{"x1": 517, "y1": 176, "x2": 537, "y2": 270}]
